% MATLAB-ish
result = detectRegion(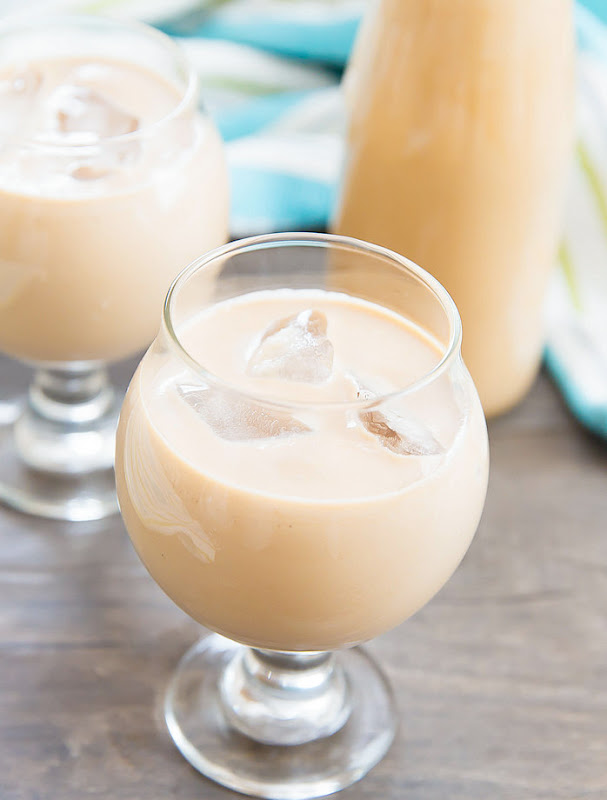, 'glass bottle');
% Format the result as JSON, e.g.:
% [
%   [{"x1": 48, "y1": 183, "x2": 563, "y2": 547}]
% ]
[{"x1": 334, "y1": 0, "x2": 575, "y2": 417}]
